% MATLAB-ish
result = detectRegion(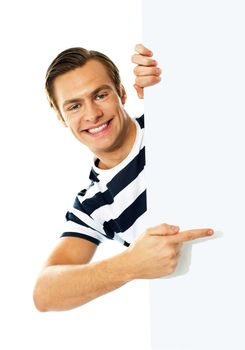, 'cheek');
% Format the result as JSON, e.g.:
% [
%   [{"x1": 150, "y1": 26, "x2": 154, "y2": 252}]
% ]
[
  {"x1": 104, "y1": 96, "x2": 123, "y2": 111},
  {"x1": 66, "y1": 115, "x2": 82, "y2": 131},
  {"x1": 107, "y1": 103, "x2": 124, "y2": 117}
]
